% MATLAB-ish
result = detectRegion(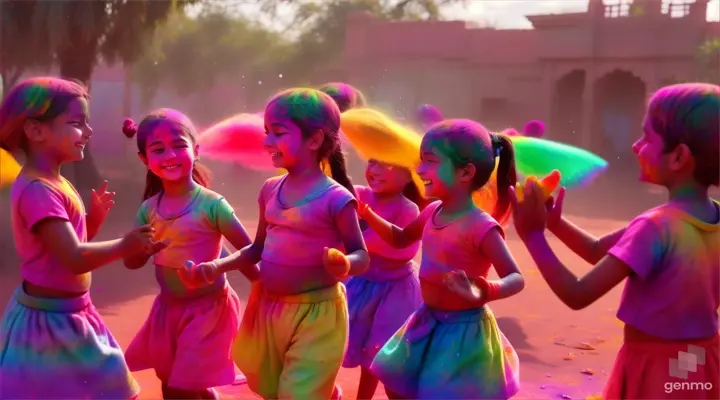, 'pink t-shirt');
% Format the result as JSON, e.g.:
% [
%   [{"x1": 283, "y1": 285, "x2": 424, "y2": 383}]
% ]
[
  {"x1": 136, "y1": 186, "x2": 234, "y2": 297},
  {"x1": 355, "y1": 185, "x2": 420, "y2": 279},
  {"x1": 419, "y1": 201, "x2": 502, "y2": 284},
  {"x1": 11, "y1": 172, "x2": 89, "y2": 292},
  {"x1": 259, "y1": 175, "x2": 356, "y2": 294},
  {"x1": 608, "y1": 202, "x2": 720, "y2": 340}
]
